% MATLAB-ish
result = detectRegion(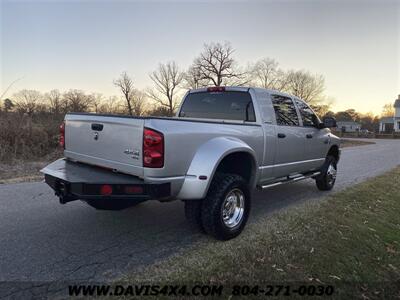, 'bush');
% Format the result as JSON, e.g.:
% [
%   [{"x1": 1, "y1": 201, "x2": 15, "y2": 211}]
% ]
[{"x1": 0, "y1": 111, "x2": 63, "y2": 162}]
